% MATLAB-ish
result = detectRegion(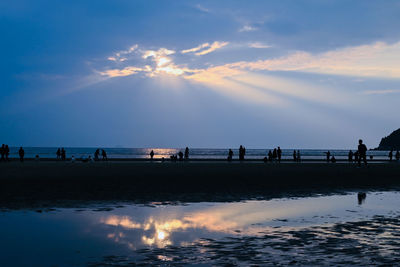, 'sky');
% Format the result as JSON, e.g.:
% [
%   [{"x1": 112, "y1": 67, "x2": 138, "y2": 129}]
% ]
[{"x1": 1, "y1": 0, "x2": 400, "y2": 148}]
